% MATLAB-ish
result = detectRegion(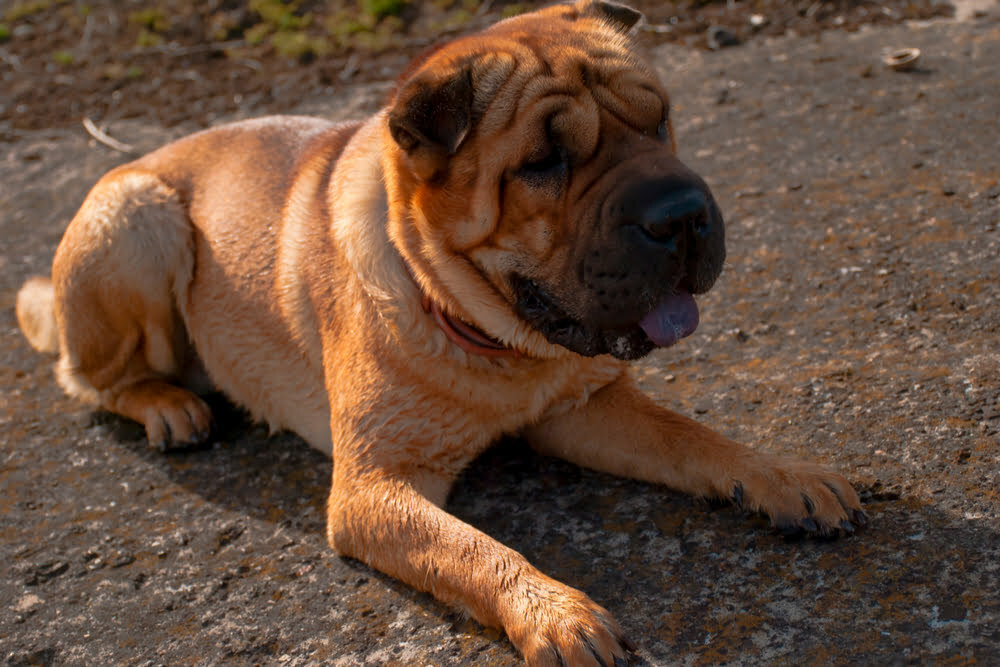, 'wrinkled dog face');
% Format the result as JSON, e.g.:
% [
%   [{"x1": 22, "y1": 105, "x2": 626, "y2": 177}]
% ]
[{"x1": 387, "y1": 1, "x2": 725, "y2": 360}]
